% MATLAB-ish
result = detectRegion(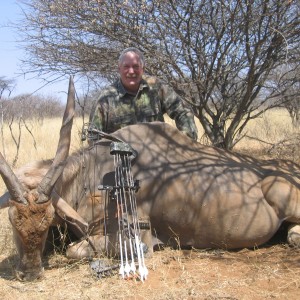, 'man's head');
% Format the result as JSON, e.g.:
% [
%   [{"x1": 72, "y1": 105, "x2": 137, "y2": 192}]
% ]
[{"x1": 118, "y1": 47, "x2": 145, "y2": 94}]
